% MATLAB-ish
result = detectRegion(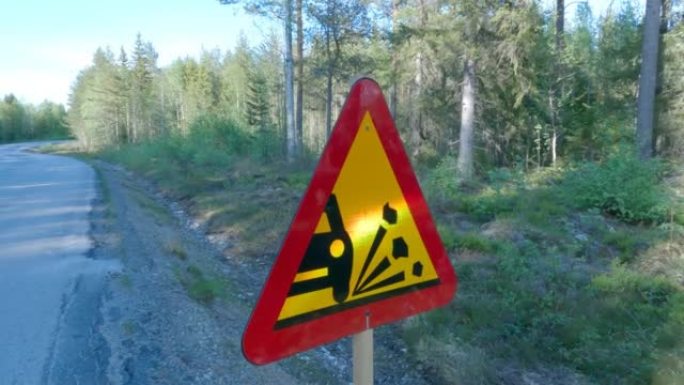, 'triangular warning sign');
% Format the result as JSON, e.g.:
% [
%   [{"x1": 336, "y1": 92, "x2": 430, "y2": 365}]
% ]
[{"x1": 242, "y1": 78, "x2": 457, "y2": 365}]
